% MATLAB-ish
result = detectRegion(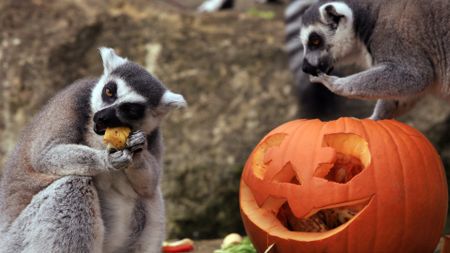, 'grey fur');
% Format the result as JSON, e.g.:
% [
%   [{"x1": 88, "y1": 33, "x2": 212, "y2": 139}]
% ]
[
  {"x1": 0, "y1": 48, "x2": 186, "y2": 252},
  {"x1": 301, "y1": 0, "x2": 450, "y2": 119},
  {"x1": 1, "y1": 176, "x2": 104, "y2": 253}
]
